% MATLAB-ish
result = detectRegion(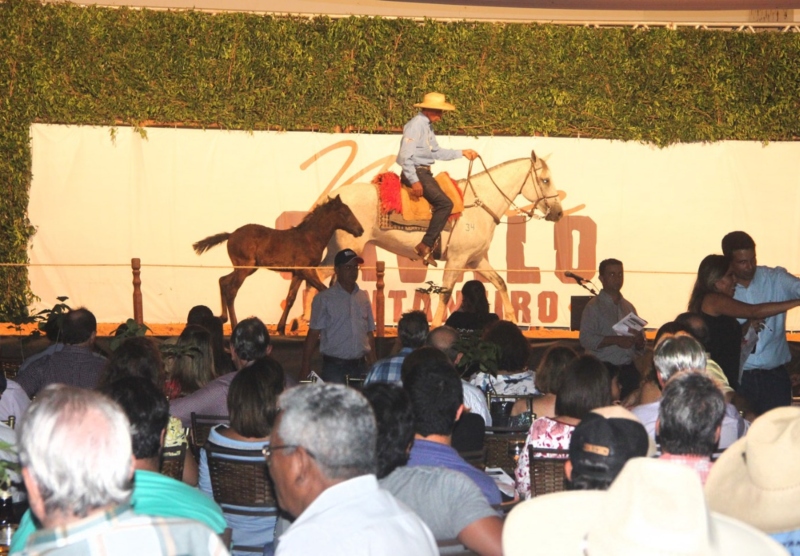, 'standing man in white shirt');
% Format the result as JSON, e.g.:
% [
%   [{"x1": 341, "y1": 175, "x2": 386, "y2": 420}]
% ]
[
  {"x1": 397, "y1": 92, "x2": 478, "y2": 266},
  {"x1": 300, "y1": 249, "x2": 376, "y2": 383},
  {"x1": 579, "y1": 259, "x2": 645, "y2": 393},
  {"x1": 722, "y1": 231, "x2": 800, "y2": 415}
]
